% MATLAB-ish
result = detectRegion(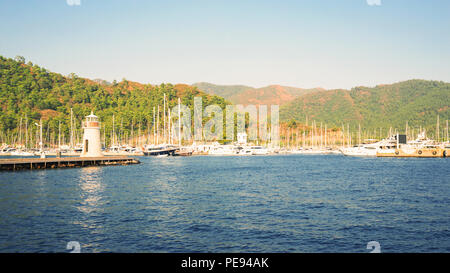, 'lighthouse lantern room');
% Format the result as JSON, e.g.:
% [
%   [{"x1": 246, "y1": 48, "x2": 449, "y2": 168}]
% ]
[{"x1": 81, "y1": 111, "x2": 103, "y2": 157}]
